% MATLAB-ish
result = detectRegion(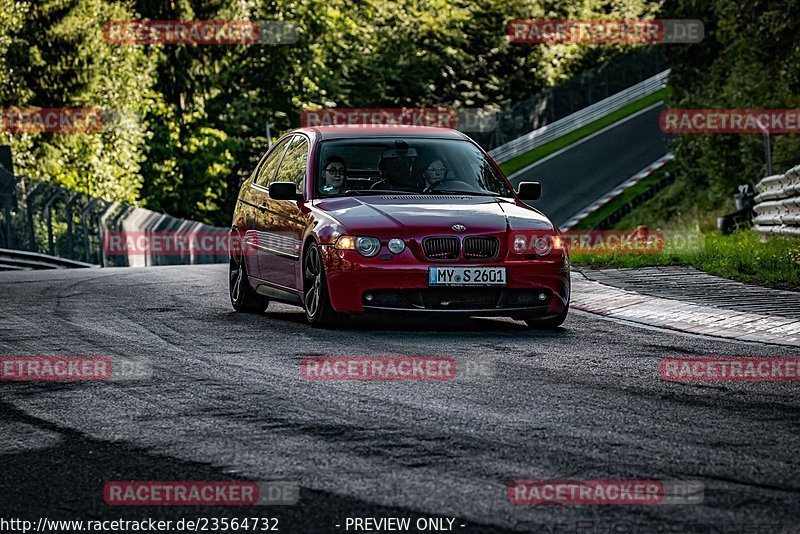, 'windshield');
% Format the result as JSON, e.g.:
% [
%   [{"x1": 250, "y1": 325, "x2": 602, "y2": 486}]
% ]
[{"x1": 315, "y1": 138, "x2": 514, "y2": 198}]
